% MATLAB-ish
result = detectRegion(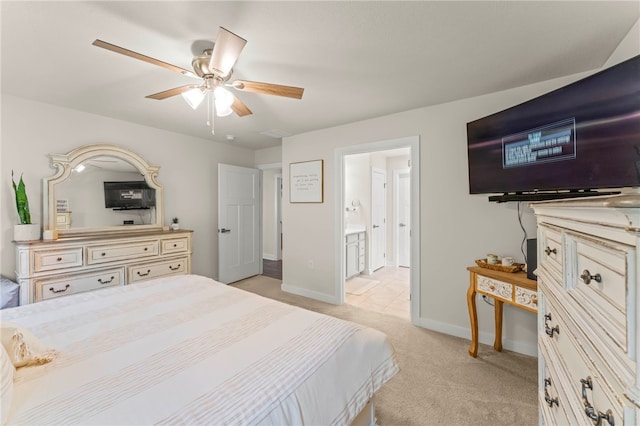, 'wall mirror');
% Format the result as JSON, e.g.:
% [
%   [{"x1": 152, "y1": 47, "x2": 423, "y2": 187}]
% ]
[{"x1": 44, "y1": 144, "x2": 165, "y2": 237}]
